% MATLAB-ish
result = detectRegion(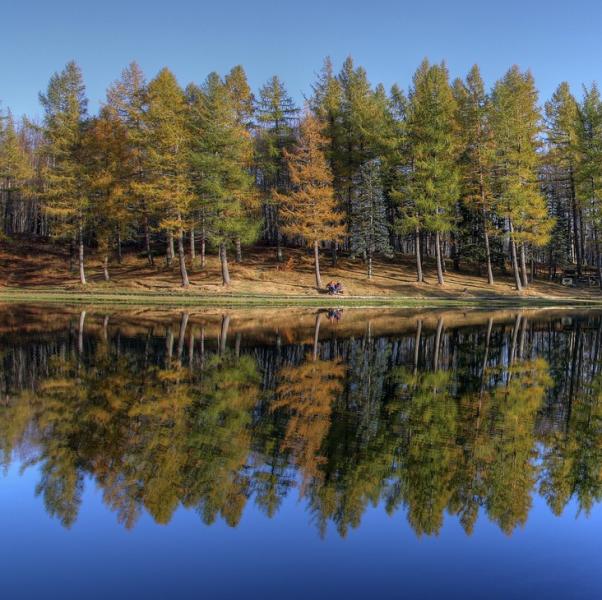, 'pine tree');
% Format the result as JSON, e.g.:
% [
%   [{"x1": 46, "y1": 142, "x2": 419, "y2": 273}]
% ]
[
  {"x1": 453, "y1": 65, "x2": 496, "y2": 284},
  {"x1": 350, "y1": 159, "x2": 392, "y2": 278},
  {"x1": 399, "y1": 59, "x2": 459, "y2": 285},
  {"x1": 490, "y1": 66, "x2": 552, "y2": 290},
  {"x1": 136, "y1": 68, "x2": 192, "y2": 286},
  {"x1": 188, "y1": 72, "x2": 259, "y2": 285},
  {"x1": 39, "y1": 61, "x2": 89, "y2": 285},
  {"x1": 274, "y1": 113, "x2": 344, "y2": 288},
  {"x1": 255, "y1": 76, "x2": 298, "y2": 261}
]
